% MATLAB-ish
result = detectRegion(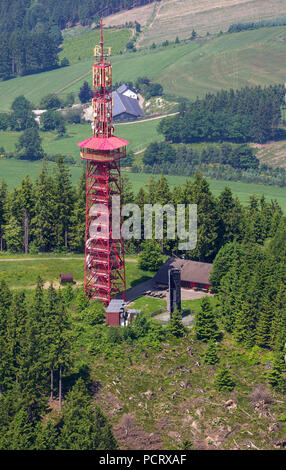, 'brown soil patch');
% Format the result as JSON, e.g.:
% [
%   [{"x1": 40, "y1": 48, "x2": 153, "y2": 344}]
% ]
[
  {"x1": 103, "y1": 3, "x2": 155, "y2": 28},
  {"x1": 114, "y1": 412, "x2": 163, "y2": 450}
]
